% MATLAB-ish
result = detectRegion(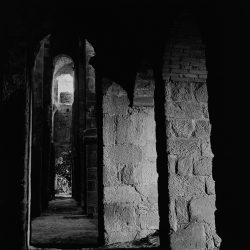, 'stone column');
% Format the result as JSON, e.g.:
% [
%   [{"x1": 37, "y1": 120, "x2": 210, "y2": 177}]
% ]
[
  {"x1": 102, "y1": 69, "x2": 159, "y2": 245},
  {"x1": 163, "y1": 11, "x2": 221, "y2": 250}
]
